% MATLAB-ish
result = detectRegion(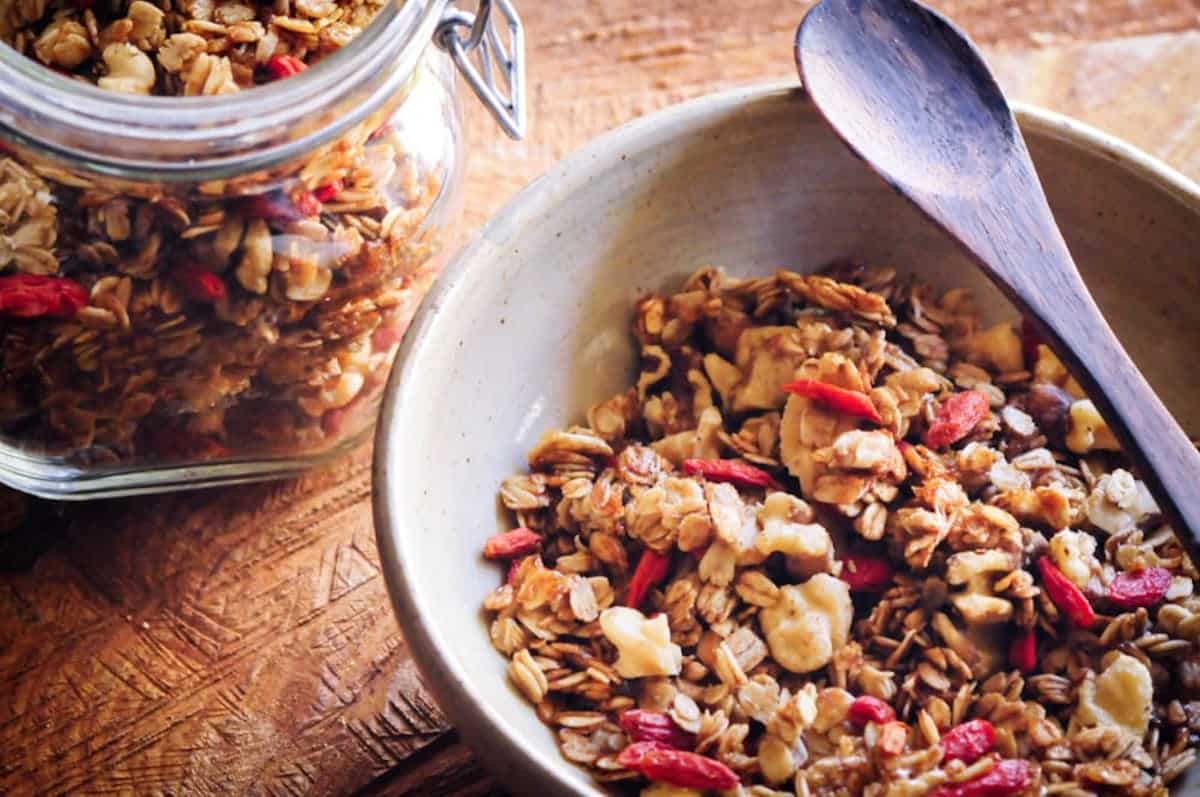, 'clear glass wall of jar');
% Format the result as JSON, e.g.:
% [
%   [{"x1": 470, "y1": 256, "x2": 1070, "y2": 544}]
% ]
[{"x1": 0, "y1": 0, "x2": 515, "y2": 498}]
